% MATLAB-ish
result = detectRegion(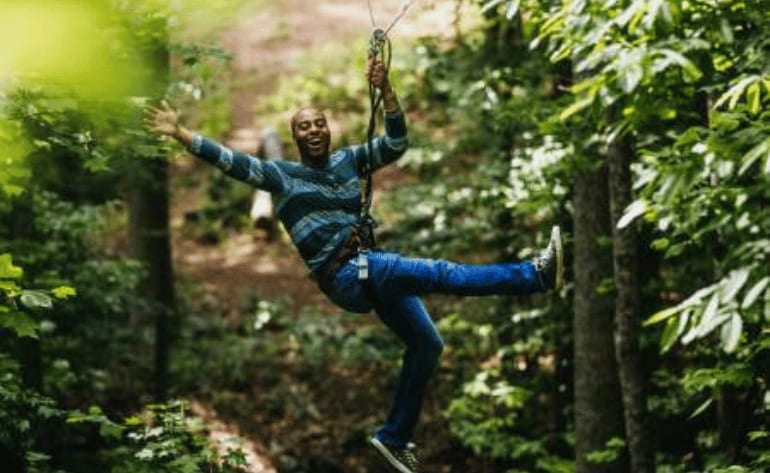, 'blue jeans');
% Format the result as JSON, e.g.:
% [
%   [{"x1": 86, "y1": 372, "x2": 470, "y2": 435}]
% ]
[{"x1": 326, "y1": 250, "x2": 544, "y2": 447}]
